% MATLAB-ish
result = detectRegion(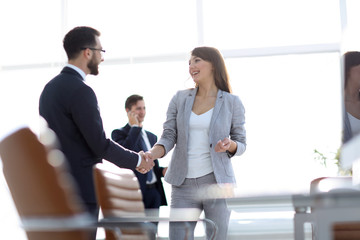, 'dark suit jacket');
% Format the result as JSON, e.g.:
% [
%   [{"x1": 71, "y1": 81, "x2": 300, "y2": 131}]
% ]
[
  {"x1": 112, "y1": 124, "x2": 167, "y2": 206},
  {"x1": 39, "y1": 67, "x2": 139, "y2": 205}
]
